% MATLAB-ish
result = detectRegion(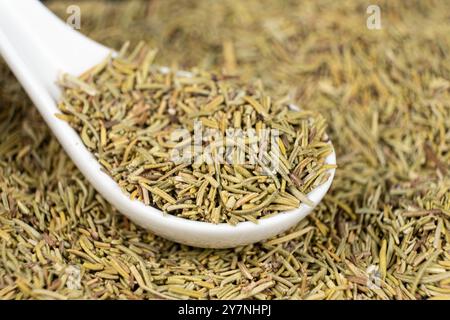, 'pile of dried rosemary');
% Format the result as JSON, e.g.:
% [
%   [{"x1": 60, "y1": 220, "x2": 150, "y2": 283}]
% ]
[
  {"x1": 57, "y1": 44, "x2": 333, "y2": 224},
  {"x1": 0, "y1": 0, "x2": 449, "y2": 300}
]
